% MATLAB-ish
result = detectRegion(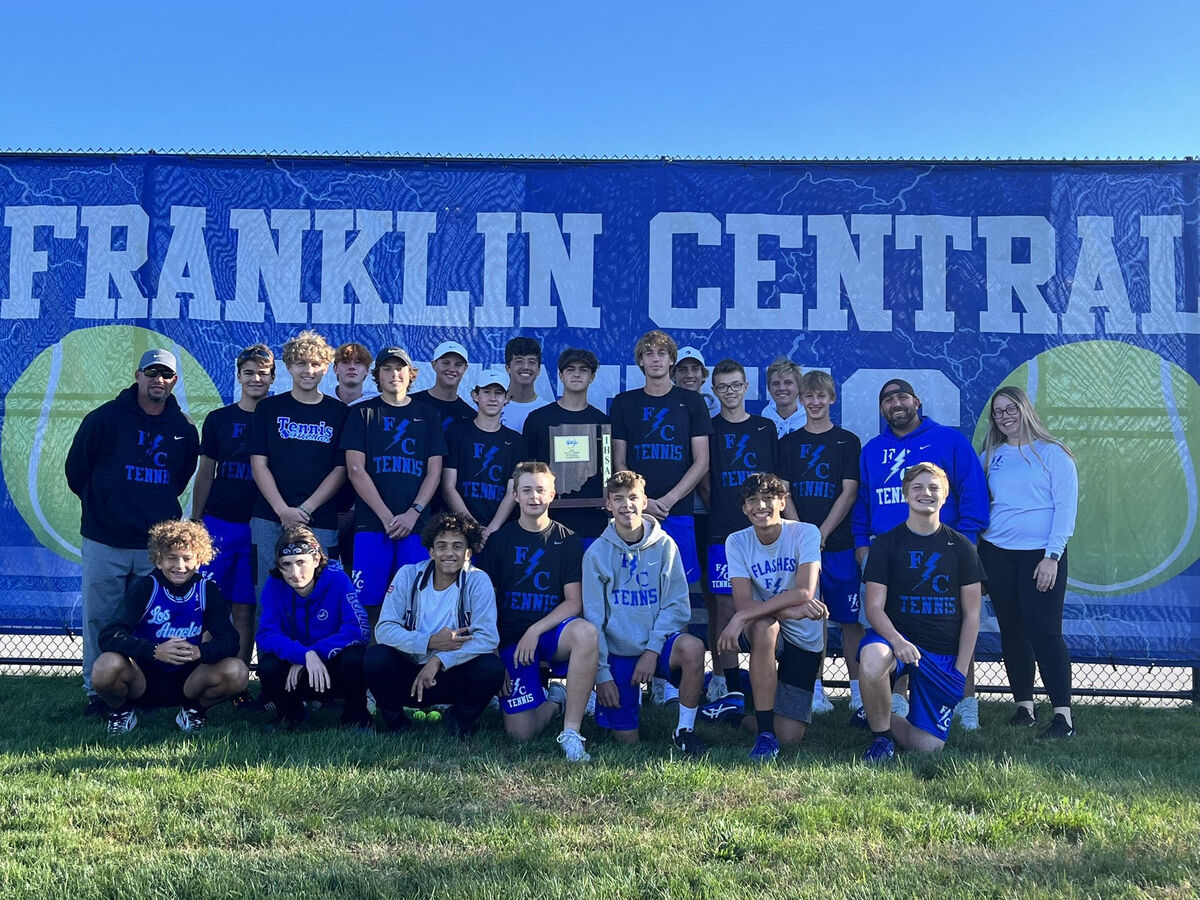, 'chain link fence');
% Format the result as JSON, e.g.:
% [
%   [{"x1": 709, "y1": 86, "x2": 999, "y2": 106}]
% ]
[{"x1": 4, "y1": 631, "x2": 1196, "y2": 707}]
